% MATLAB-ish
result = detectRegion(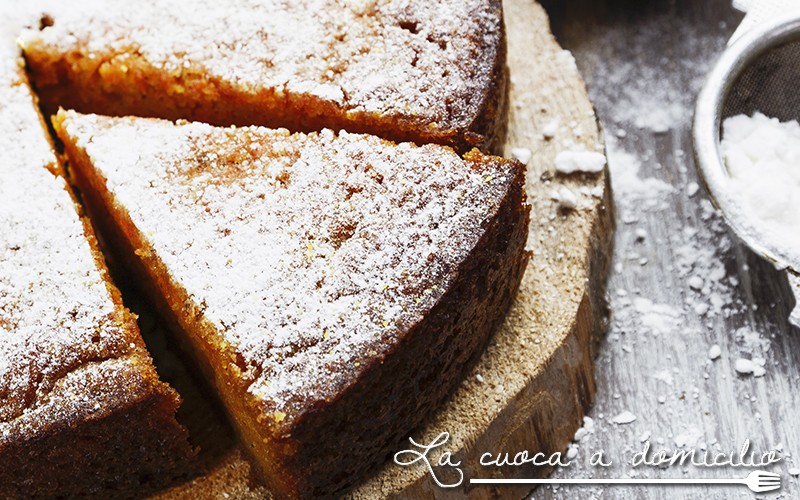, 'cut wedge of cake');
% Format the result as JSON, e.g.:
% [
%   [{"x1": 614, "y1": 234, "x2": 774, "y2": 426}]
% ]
[
  {"x1": 0, "y1": 40, "x2": 193, "y2": 498},
  {"x1": 55, "y1": 110, "x2": 530, "y2": 497},
  {"x1": 21, "y1": 0, "x2": 507, "y2": 153}
]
